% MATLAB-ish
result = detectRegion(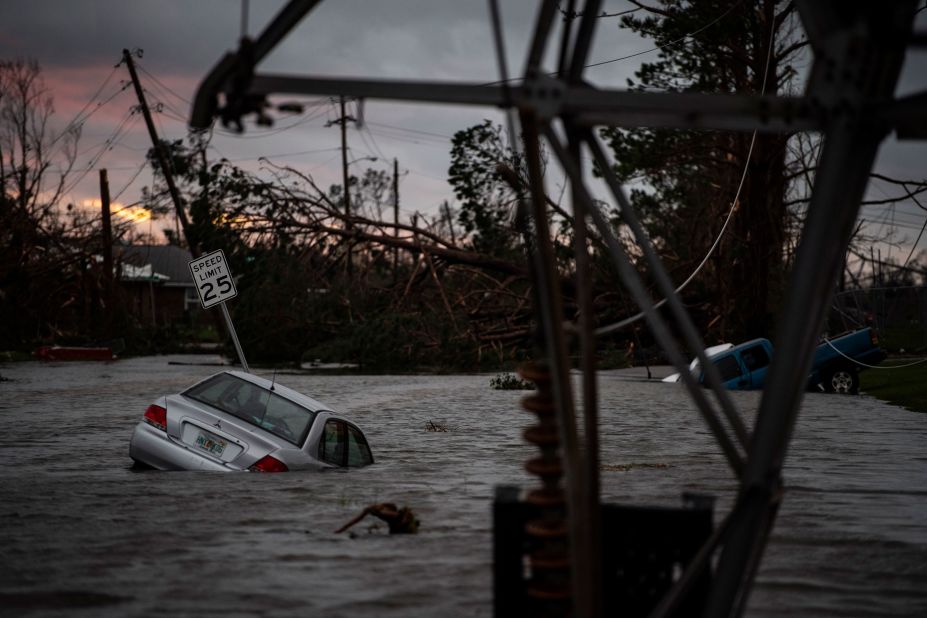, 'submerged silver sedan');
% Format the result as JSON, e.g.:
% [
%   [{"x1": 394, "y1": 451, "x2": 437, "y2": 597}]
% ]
[{"x1": 129, "y1": 370, "x2": 373, "y2": 472}]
